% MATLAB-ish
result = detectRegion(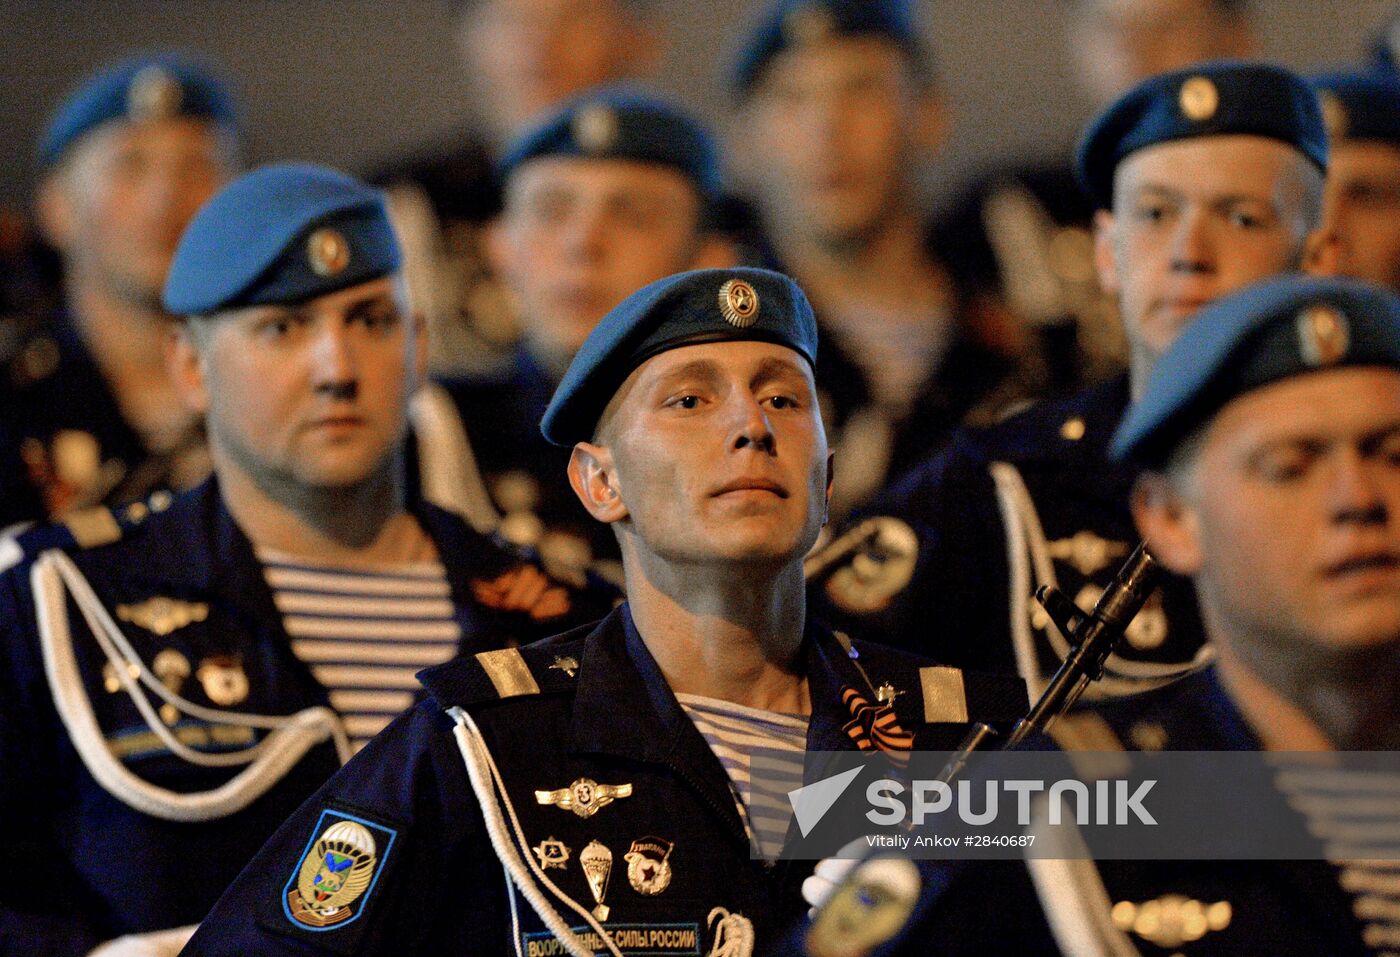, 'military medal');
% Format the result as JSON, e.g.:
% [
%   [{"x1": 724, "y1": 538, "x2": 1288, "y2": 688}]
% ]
[
  {"x1": 196, "y1": 655, "x2": 250, "y2": 706},
  {"x1": 152, "y1": 649, "x2": 191, "y2": 725},
  {"x1": 535, "y1": 778, "x2": 633, "y2": 818},
  {"x1": 579, "y1": 840, "x2": 613, "y2": 921},
  {"x1": 532, "y1": 837, "x2": 570, "y2": 870},
  {"x1": 623, "y1": 837, "x2": 673, "y2": 896}
]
